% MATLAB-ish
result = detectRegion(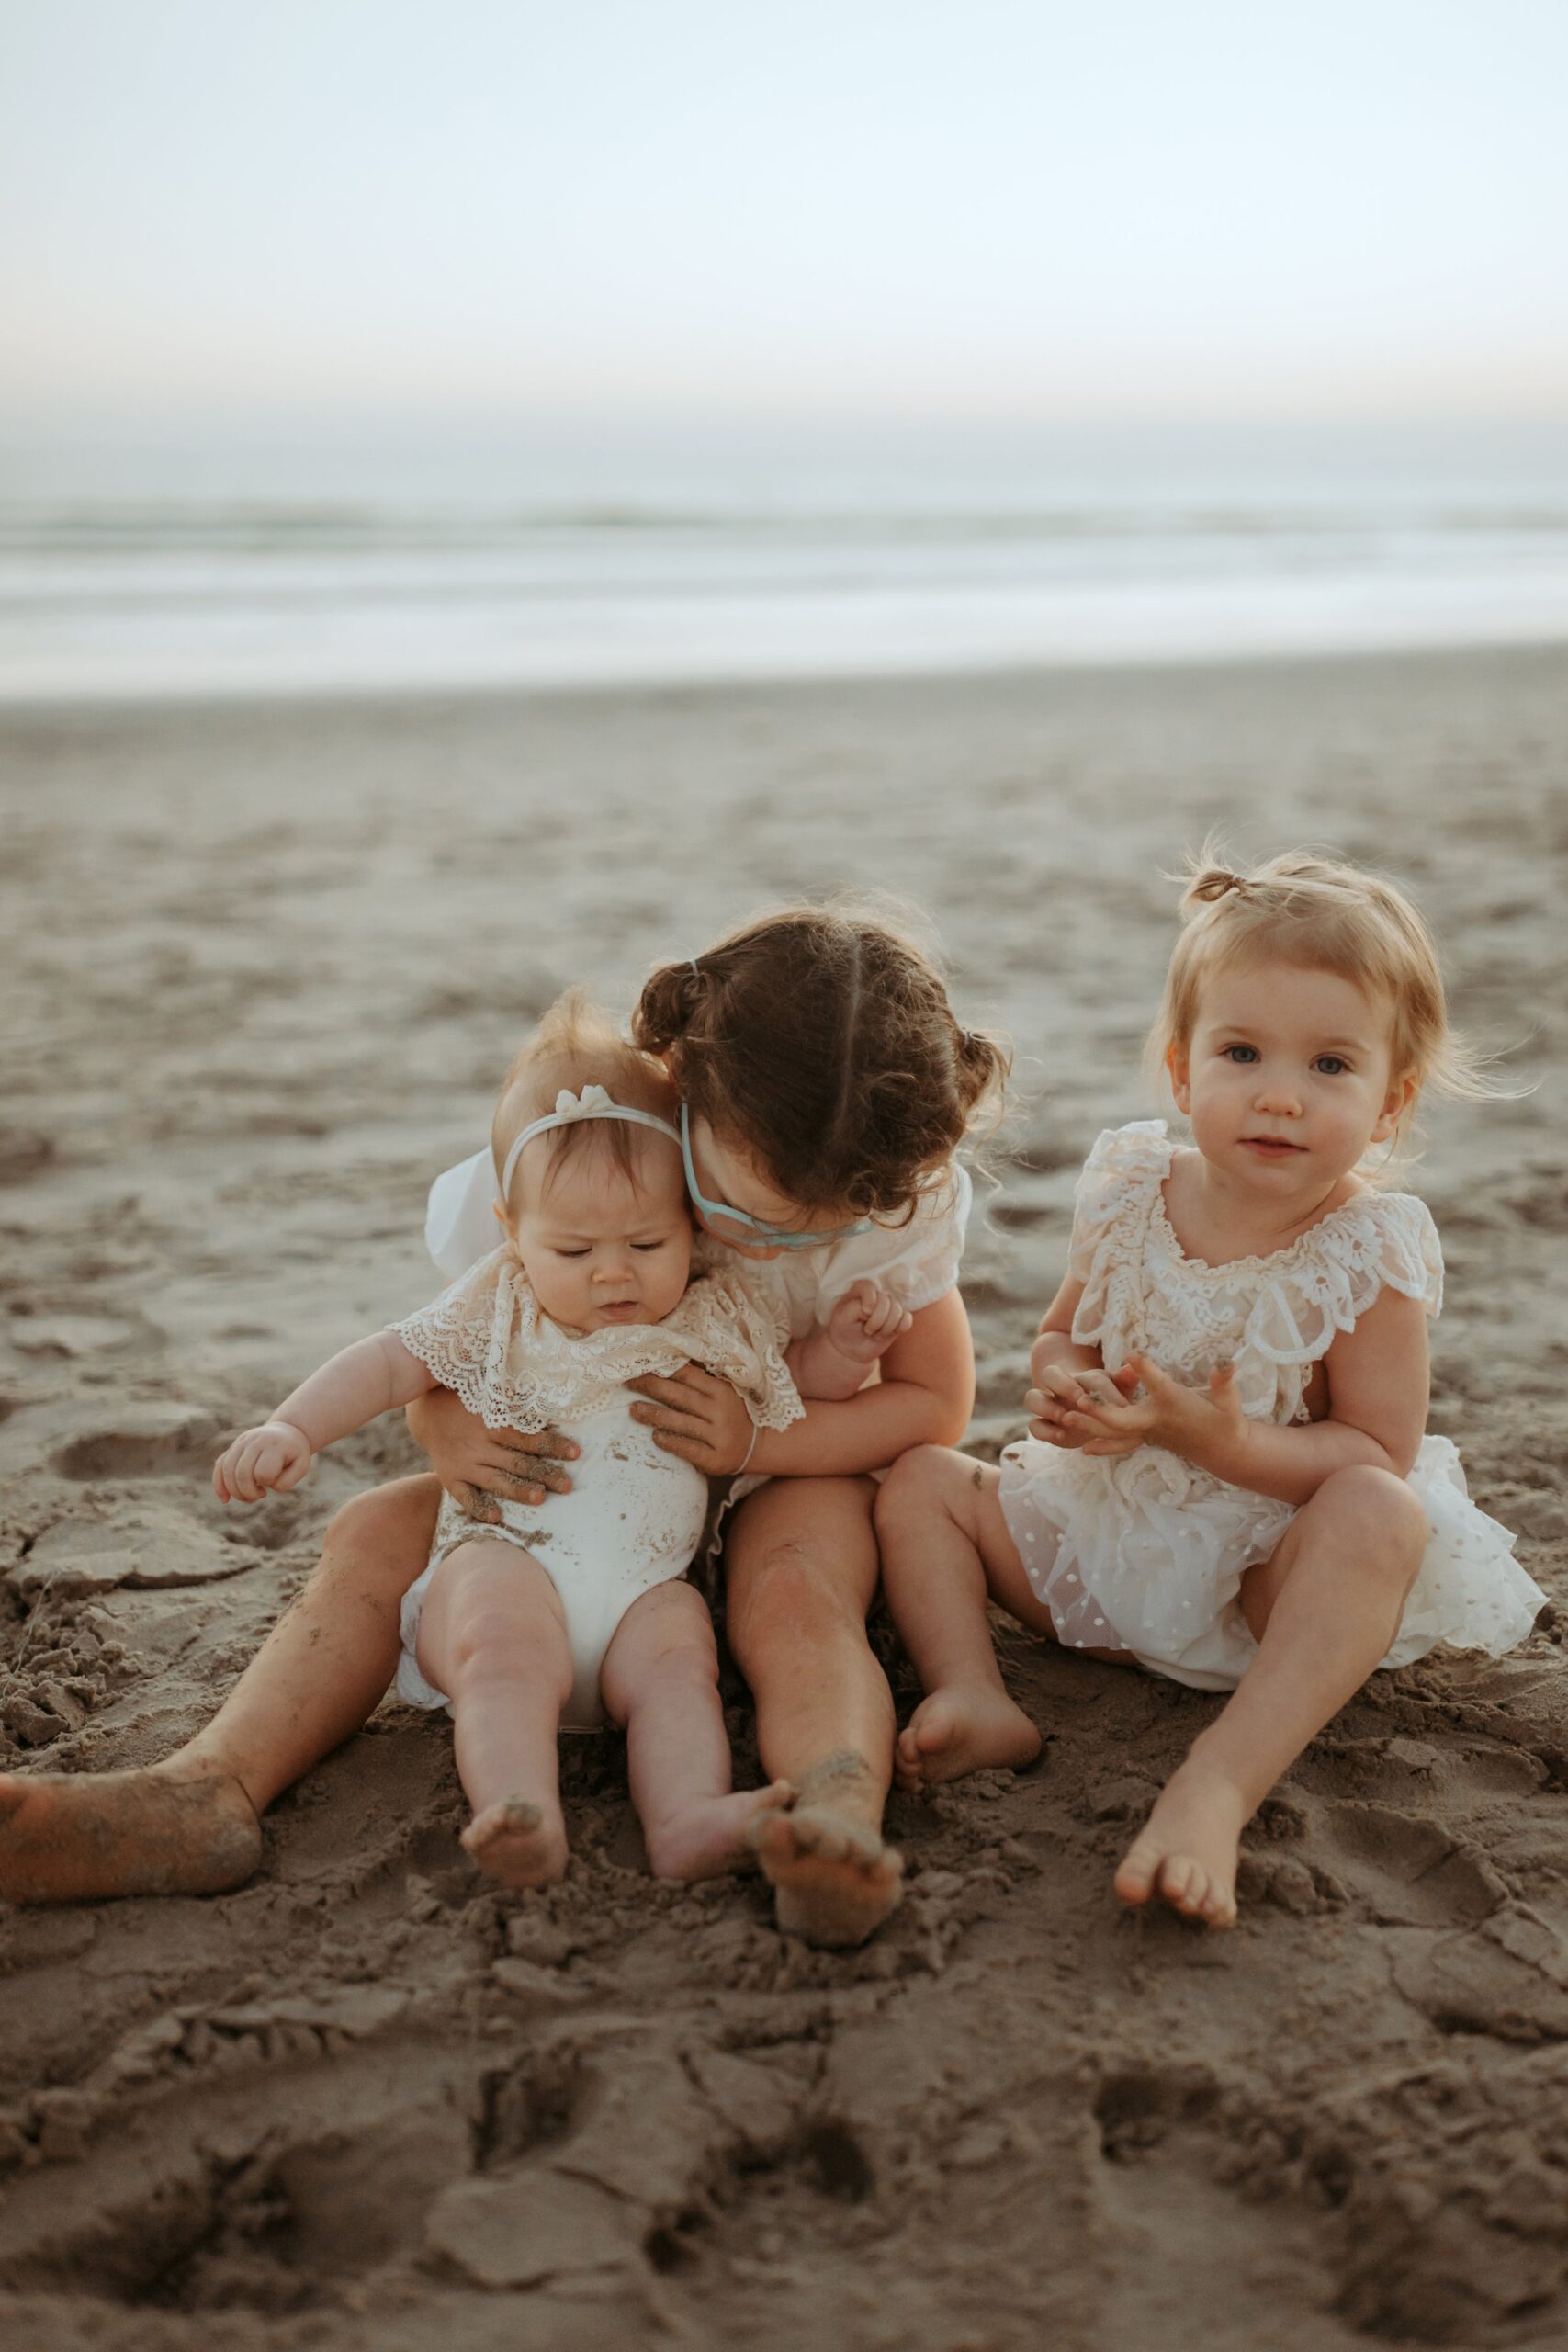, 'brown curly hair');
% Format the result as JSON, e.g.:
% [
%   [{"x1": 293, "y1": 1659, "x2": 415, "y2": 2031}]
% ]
[{"x1": 633, "y1": 902, "x2": 1009, "y2": 1222}]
